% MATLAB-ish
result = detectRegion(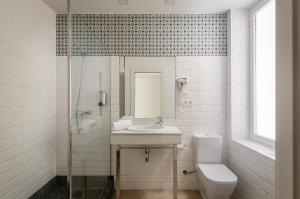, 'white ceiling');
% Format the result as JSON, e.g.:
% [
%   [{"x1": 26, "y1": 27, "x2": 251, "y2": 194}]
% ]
[{"x1": 43, "y1": 0, "x2": 260, "y2": 14}]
